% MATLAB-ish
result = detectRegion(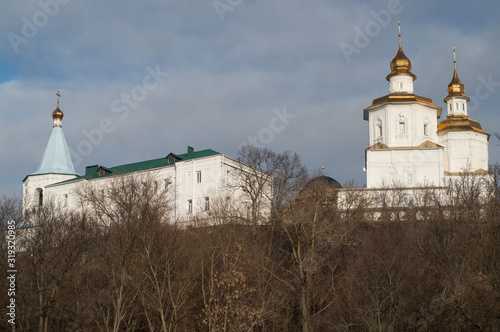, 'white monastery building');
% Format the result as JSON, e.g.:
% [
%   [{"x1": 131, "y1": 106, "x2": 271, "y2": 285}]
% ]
[
  {"x1": 364, "y1": 28, "x2": 490, "y2": 189},
  {"x1": 23, "y1": 95, "x2": 270, "y2": 223}
]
